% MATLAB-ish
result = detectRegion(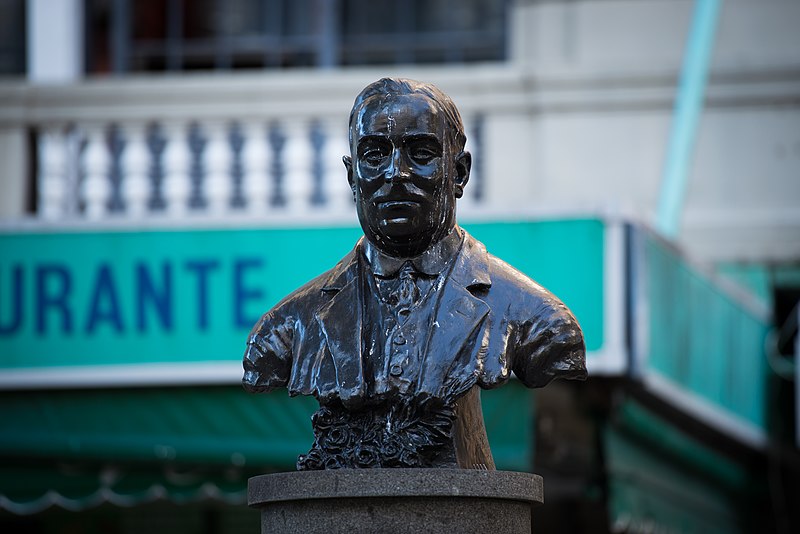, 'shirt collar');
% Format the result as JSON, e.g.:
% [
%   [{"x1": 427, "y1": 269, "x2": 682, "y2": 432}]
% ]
[{"x1": 362, "y1": 227, "x2": 464, "y2": 277}]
